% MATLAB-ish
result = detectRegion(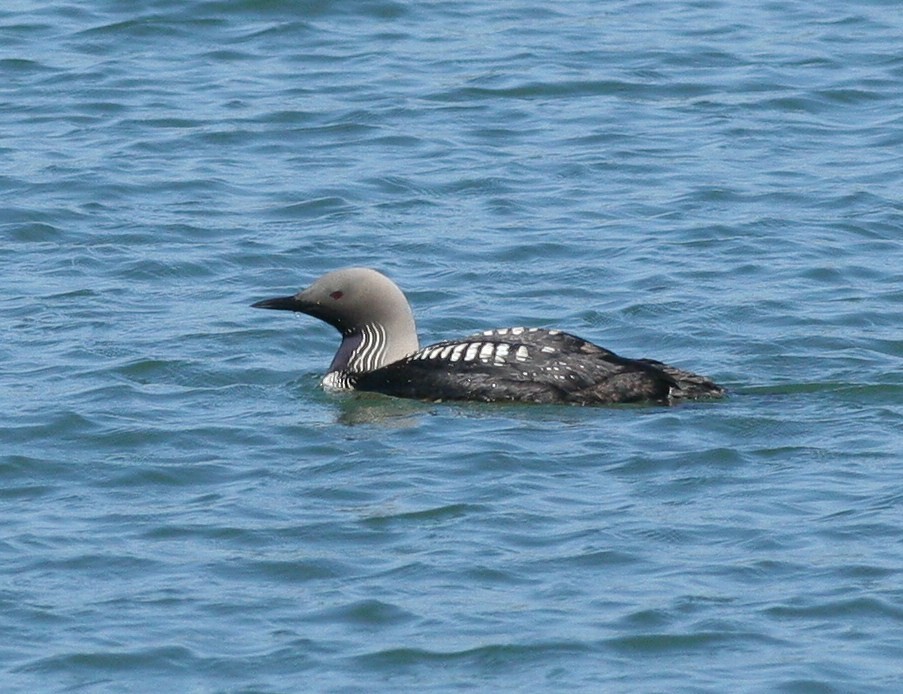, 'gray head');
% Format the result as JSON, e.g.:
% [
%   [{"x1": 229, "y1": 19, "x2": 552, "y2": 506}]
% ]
[{"x1": 252, "y1": 267, "x2": 419, "y2": 377}]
